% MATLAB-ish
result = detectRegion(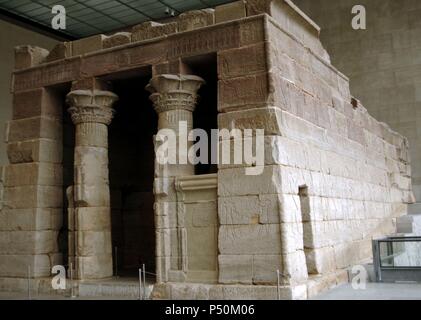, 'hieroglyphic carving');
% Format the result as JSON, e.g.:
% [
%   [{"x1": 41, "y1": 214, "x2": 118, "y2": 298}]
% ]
[
  {"x1": 81, "y1": 41, "x2": 168, "y2": 76},
  {"x1": 168, "y1": 24, "x2": 240, "y2": 59},
  {"x1": 13, "y1": 58, "x2": 81, "y2": 92},
  {"x1": 240, "y1": 18, "x2": 265, "y2": 46}
]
